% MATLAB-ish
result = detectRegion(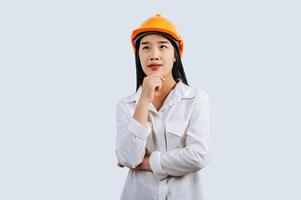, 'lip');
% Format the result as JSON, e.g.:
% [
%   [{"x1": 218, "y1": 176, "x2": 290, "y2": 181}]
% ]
[{"x1": 148, "y1": 64, "x2": 162, "y2": 69}]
